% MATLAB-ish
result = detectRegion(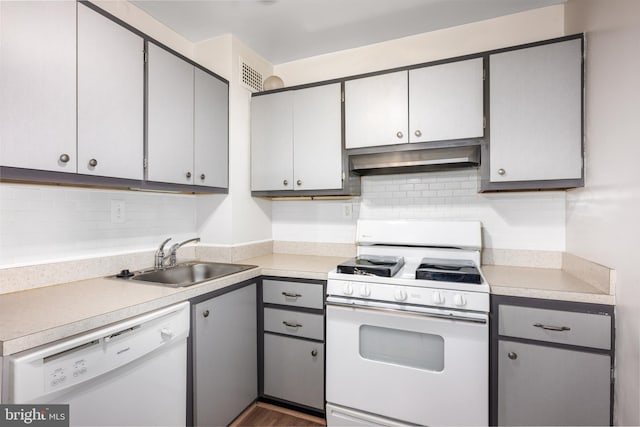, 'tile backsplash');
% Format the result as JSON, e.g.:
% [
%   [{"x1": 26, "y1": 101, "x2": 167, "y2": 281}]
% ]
[
  {"x1": 0, "y1": 183, "x2": 197, "y2": 267},
  {"x1": 273, "y1": 169, "x2": 567, "y2": 251}
]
